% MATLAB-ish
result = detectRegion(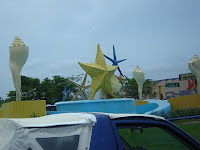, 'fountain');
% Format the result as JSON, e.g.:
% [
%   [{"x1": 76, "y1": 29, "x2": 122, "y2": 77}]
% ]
[
  {"x1": 55, "y1": 44, "x2": 136, "y2": 113},
  {"x1": 54, "y1": 44, "x2": 170, "y2": 115},
  {"x1": 1, "y1": 37, "x2": 171, "y2": 117}
]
